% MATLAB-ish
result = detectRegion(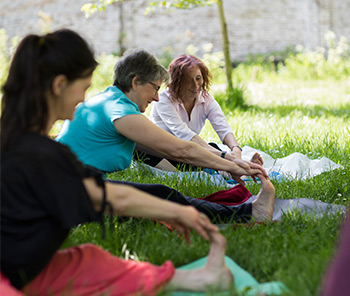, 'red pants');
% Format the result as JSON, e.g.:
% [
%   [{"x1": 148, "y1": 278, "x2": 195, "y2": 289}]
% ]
[
  {"x1": 19, "y1": 244, "x2": 175, "y2": 296},
  {"x1": 0, "y1": 272, "x2": 24, "y2": 296}
]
